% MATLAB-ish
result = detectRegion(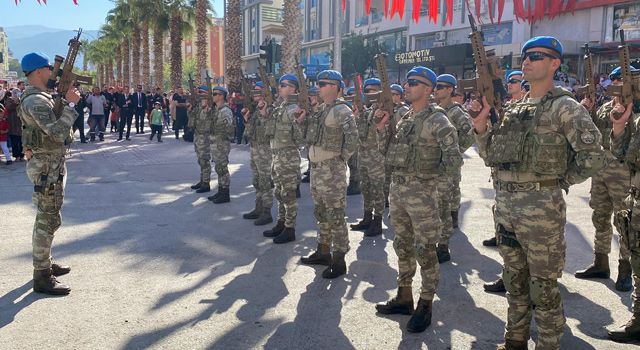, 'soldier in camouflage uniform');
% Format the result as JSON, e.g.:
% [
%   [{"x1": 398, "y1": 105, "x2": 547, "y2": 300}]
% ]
[
  {"x1": 432, "y1": 74, "x2": 474, "y2": 263},
  {"x1": 472, "y1": 37, "x2": 605, "y2": 349},
  {"x1": 241, "y1": 82, "x2": 274, "y2": 226},
  {"x1": 300, "y1": 70, "x2": 358, "y2": 278},
  {"x1": 575, "y1": 67, "x2": 632, "y2": 292},
  {"x1": 188, "y1": 86, "x2": 215, "y2": 194},
  {"x1": 262, "y1": 74, "x2": 304, "y2": 244},
  {"x1": 18, "y1": 52, "x2": 79, "y2": 295},
  {"x1": 605, "y1": 66, "x2": 640, "y2": 344},
  {"x1": 300, "y1": 86, "x2": 320, "y2": 184},
  {"x1": 375, "y1": 66, "x2": 462, "y2": 333},
  {"x1": 206, "y1": 86, "x2": 235, "y2": 204},
  {"x1": 383, "y1": 84, "x2": 410, "y2": 207}
]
